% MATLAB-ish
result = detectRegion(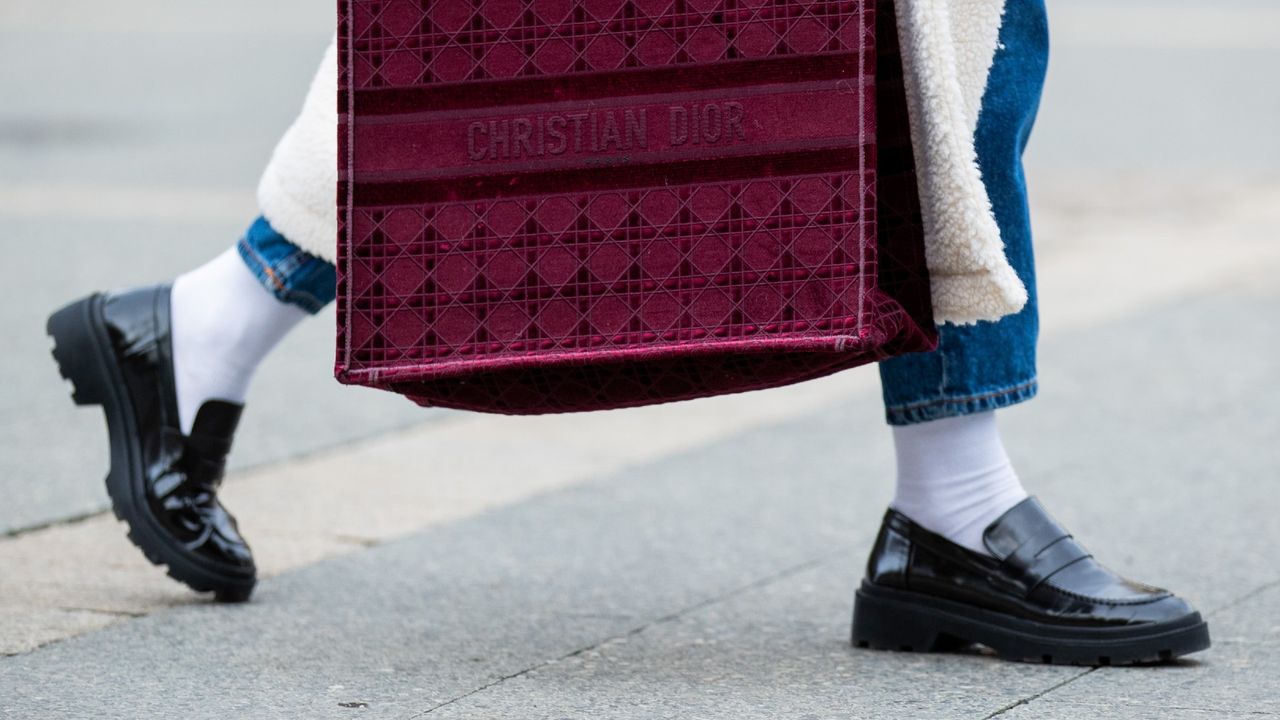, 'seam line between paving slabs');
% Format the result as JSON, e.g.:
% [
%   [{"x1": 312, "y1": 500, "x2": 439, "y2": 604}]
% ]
[
  {"x1": 1204, "y1": 578, "x2": 1280, "y2": 620},
  {"x1": 406, "y1": 553, "x2": 839, "y2": 719},
  {"x1": 983, "y1": 669, "x2": 1099, "y2": 719}
]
